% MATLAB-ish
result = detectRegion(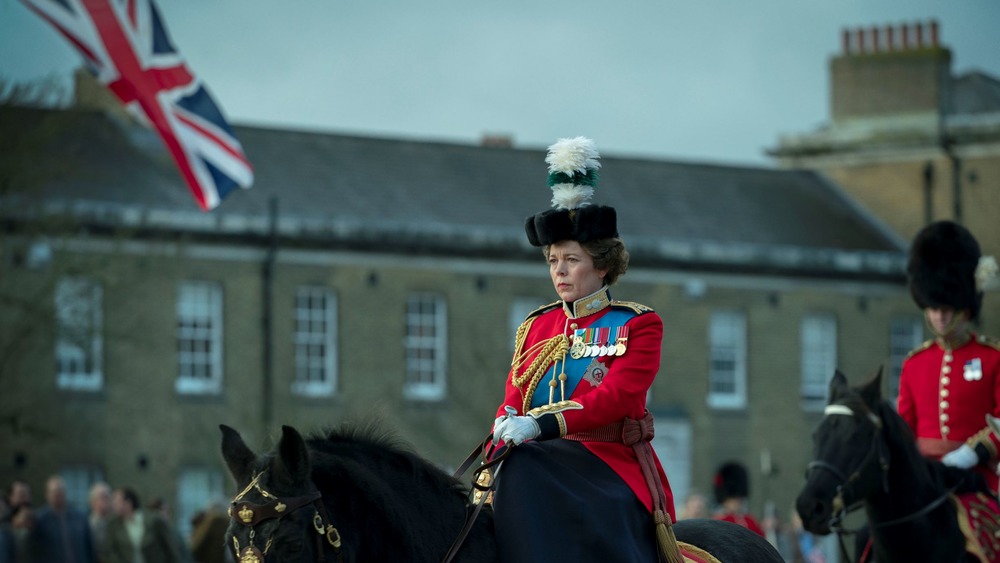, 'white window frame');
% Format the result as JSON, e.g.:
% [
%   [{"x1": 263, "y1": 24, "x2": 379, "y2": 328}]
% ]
[
  {"x1": 176, "y1": 281, "x2": 223, "y2": 395},
  {"x1": 707, "y1": 310, "x2": 747, "y2": 409},
  {"x1": 889, "y1": 316, "x2": 924, "y2": 402},
  {"x1": 176, "y1": 467, "x2": 226, "y2": 540},
  {"x1": 55, "y1": 277, "x2": 103, "y2": 391},
  {"x1": 293, "y1": 287, "x2": 338, "y2": 397},
  {"x1": 801, "y1": 314, "x2": 838, "y2": 411},
  {"x1": 403, "y1": 293, "x2": 447, "y2": 401}
]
